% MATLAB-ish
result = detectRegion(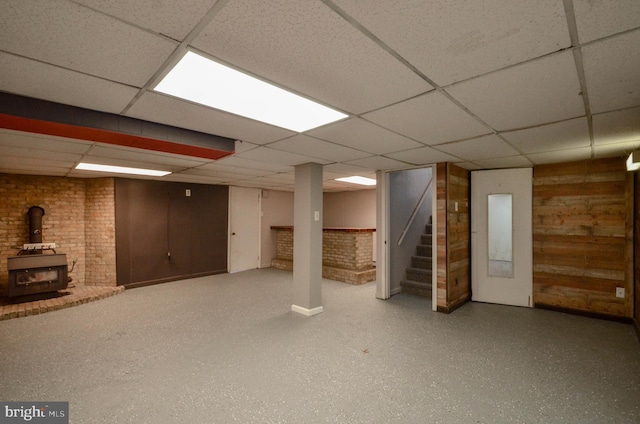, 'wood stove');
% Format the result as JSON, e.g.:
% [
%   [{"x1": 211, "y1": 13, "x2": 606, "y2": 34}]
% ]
[{"x1": 6, "y1": 206, "x2": 69, "y2": 297}]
